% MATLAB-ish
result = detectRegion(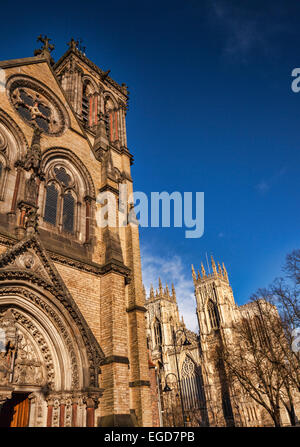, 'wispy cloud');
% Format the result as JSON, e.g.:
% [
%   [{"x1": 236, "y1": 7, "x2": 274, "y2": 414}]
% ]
[
  {"x1": 141, "y1": 246, "x2": 198, "y2": 332},
  {"x1": 209, "y1": 0, "x2": 285, "y2": 61},
  {"x1": 256, "y1": 180, "x2": 270, "y2": 194},
  {"x1": 255, "y1": 167, "x2": 287, "y2": 194}
]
